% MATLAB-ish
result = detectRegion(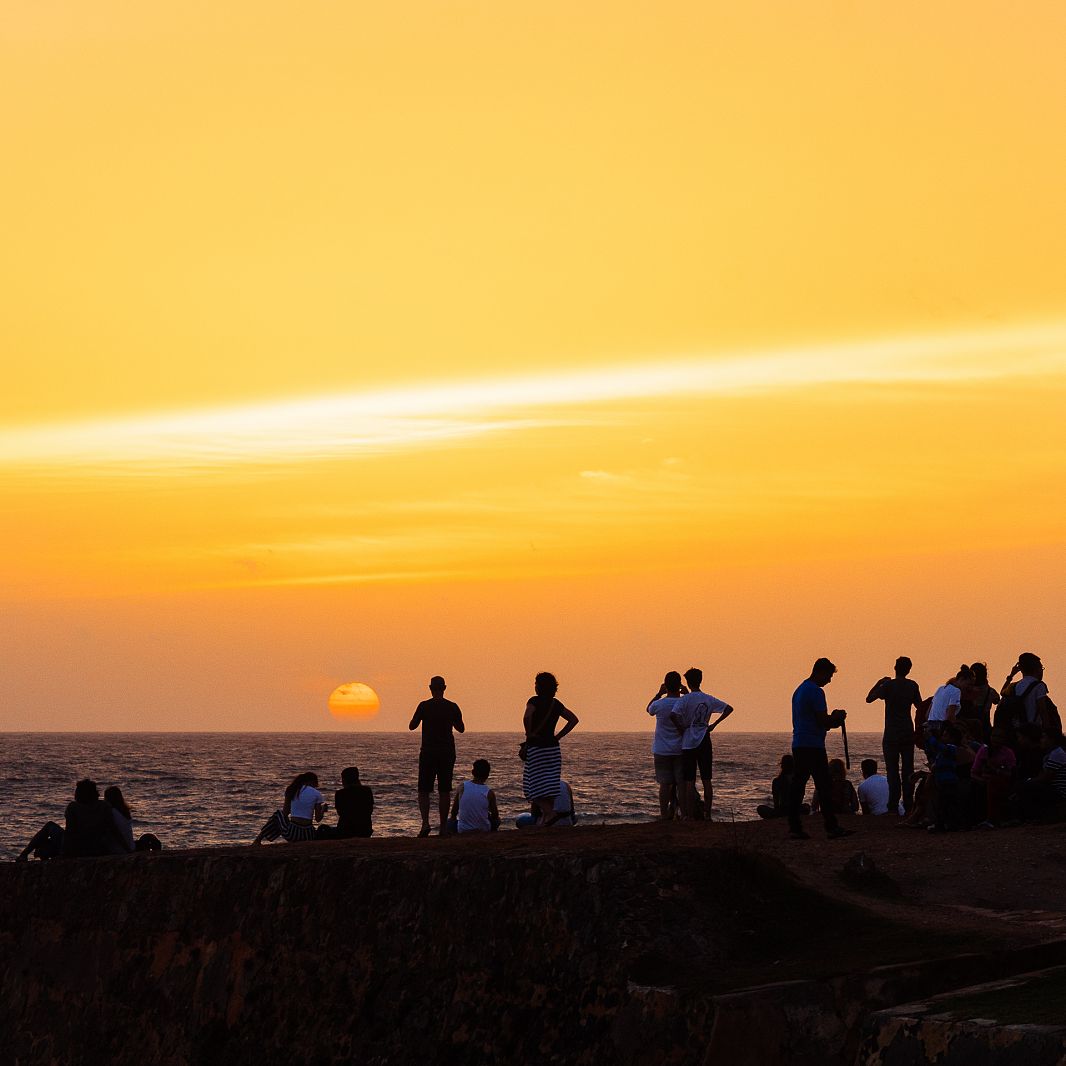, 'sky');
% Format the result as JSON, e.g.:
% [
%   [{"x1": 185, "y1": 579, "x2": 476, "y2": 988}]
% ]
[{"x1": 2, "y1": 2, "x2": 1064, "y2": 733}]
